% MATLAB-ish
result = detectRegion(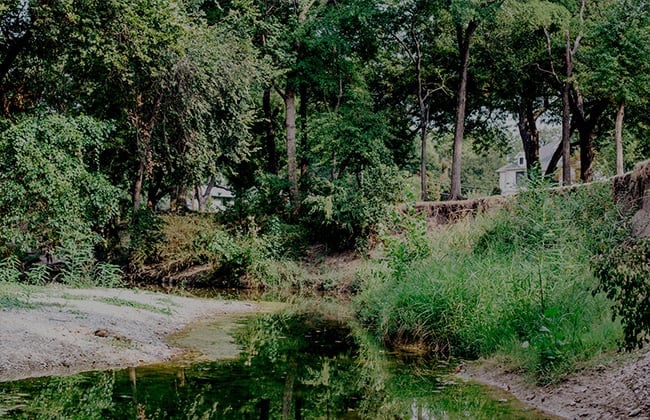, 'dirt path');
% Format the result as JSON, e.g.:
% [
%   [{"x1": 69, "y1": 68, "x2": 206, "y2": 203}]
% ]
[
  {"x1": 0, "y1": 286, "x2": 259, "y2": 382},
  {"x1": 461, "y1": 350, "x2": 650, "y2": 419}
]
